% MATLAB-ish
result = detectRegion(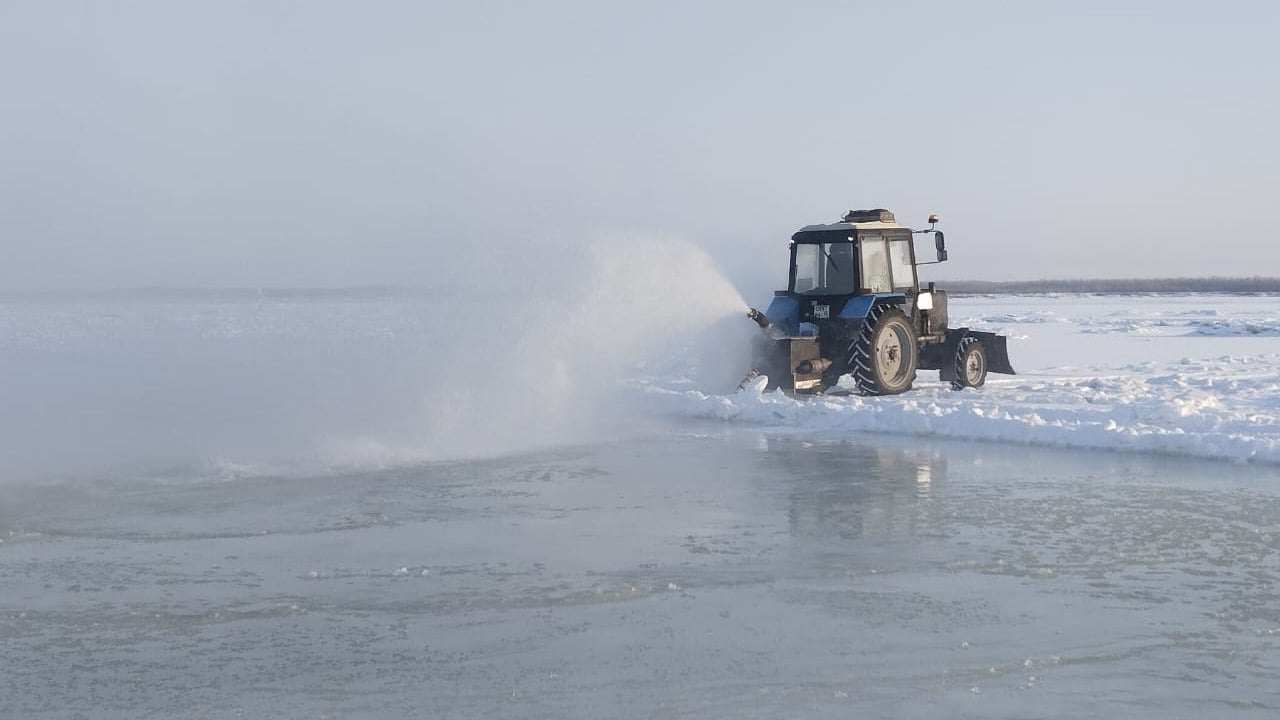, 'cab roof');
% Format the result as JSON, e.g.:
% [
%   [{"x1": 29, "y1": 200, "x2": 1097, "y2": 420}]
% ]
[
  {"x1": 793, "y1": 208, "x2": 908, "y2": 238},
  {"x1": 794, "y1": 220, "x2": 908, "y2": 235}
]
